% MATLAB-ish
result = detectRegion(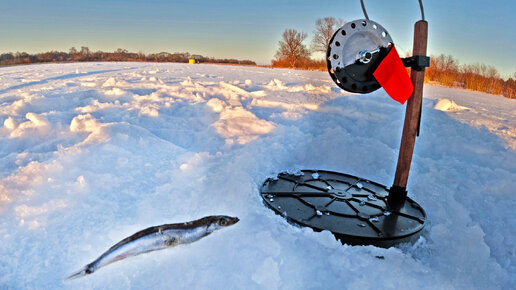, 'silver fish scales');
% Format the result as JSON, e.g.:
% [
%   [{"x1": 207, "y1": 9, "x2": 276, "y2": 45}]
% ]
[{"x1": 66, "y1": 215, "x2": 239, "y2": 279}]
